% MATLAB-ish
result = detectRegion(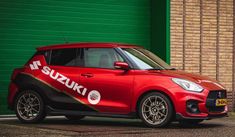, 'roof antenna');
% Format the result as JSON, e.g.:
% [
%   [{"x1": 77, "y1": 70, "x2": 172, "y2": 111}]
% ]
[{"x1": 62, "y1": 32, "x2": 69, "y2": 44}]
